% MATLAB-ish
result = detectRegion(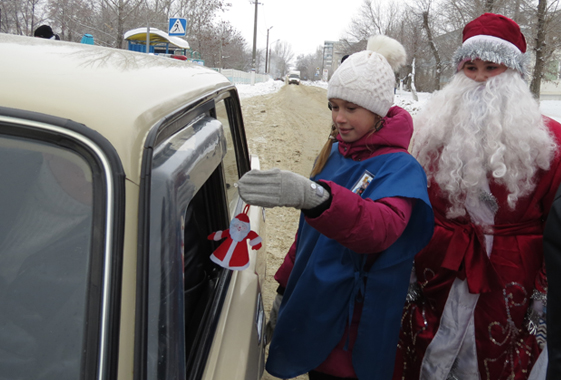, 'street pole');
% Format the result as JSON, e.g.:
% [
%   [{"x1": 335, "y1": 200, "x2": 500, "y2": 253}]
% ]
[
  {"x1": 251, "y1": 0, "x2": 260, "y2": 85},
  {"x1": 145, "y1": 0, "x2": 150, "y2": 53},
  {"x1": 265, "y1": 26, "x2": 273, "y2": 74},
  {"x1": 146, "y1": 25, "x2": 150, "y2": 53},
  {"x1": 321, "y1": 44, "x2": 326, "y2": 79},
  {"x1": 219, "y1": 39, "x2": 223, "y2": 72}
]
